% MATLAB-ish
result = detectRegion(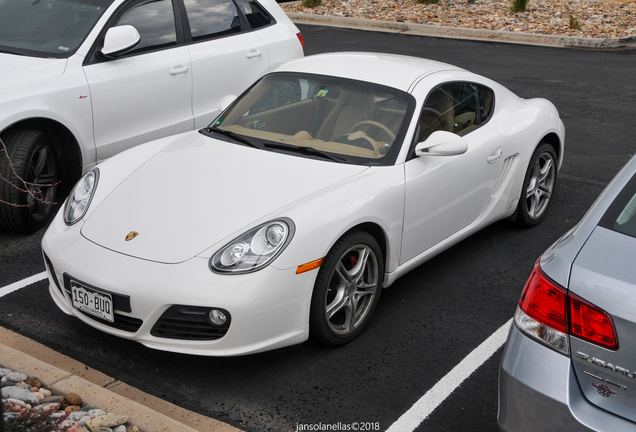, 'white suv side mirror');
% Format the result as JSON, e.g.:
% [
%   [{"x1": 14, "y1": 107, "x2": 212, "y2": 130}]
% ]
[
  {"x1": 217, "y1": 95, "x2": 237, "y2": 112},
  {"x1": 415, "y1": 130, "x2": 468, "y2": 156},
  {"x1": 101, "y1": 25, "x2": 141, "y2": 56}
]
